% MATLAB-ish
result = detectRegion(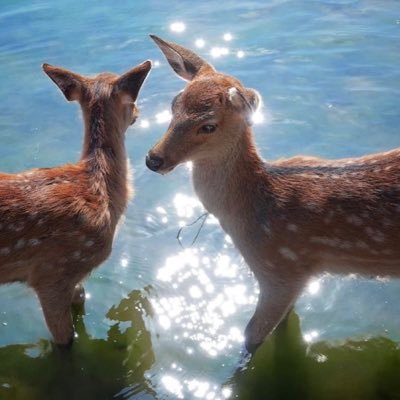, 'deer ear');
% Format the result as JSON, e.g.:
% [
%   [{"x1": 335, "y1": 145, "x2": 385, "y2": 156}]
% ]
[
  {"x1": 228, "y1": 87, "x2": 262, "y2": 125},
  {"x1": 42, "y1": 64, "x2": 82, "y2": 101},
  {"x1": 244, "y1": 88, "x2": 262, "y2": 113},
  {"x1": 115, "y1": 60, "x2": 152, "y2": 102},
  {"x1": 150, "y1": 34, "x2": 214, "y2": 81}
]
